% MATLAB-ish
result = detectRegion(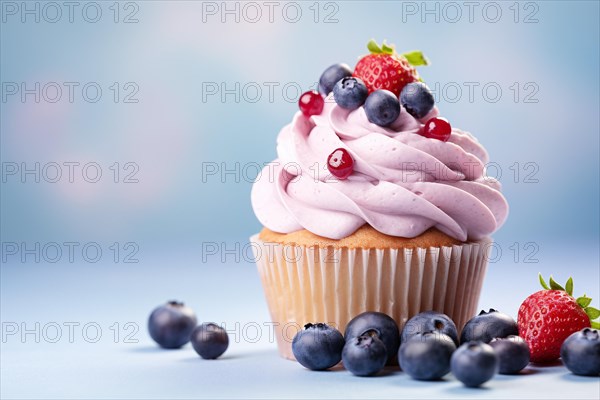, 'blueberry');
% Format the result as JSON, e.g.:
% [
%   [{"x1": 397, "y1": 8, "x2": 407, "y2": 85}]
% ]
[
  {"x1": 191, "y1": 323, "x2": 229, "y2": 359},
  {"x1": 292, "y1": 323, "x2": 345, "y2": 371},
  {"x1": 319, "y1": 63, "x2": 353, "y2": 96},
  {"x1": 333, "y1": 77, "x2": 368, "y2": 110},
  {"x1": 489, "y1": 335, "x2": 530, "y2": 374},
  {"x1": 148, "y1": 301, "x2": 197, "y2": 349},
  {"x1": 451, "y1": 341, "x2": 498, "y2": 387},
  {"x1": 344, "y1": 311, "x2": 400, "y2": 363},
  {"x1": 400, "y1": 82, "x2": 435, "y2": 119},
  {"x1": 399, "y1": 332, "x2": 456, "y2": 381},
  {"x1": 342, "y1": 334, "x2": 387, "y2": 376},
  {"x1": 460, "y1": 309, "x2": 518, "y2": 344},
  {"x1": 402, "y1": 311, "x2": 459, "y2": 346},
  {"x1": 560, "y1": 328, "x2": 600, "y2": 376},
  {"x1": 364, "y1": 90, "x2": 401, "y2": 127}
]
